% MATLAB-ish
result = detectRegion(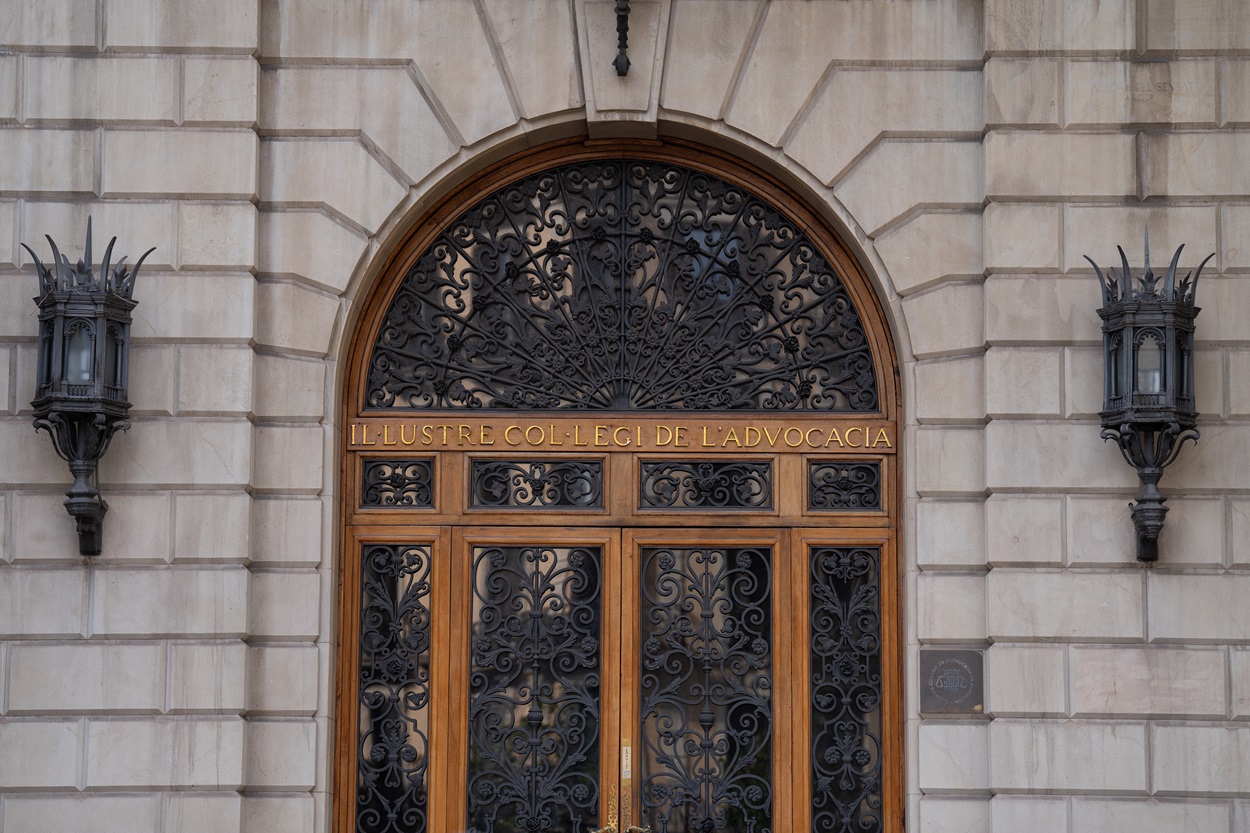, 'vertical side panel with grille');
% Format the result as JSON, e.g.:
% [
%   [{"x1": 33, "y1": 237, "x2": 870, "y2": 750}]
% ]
[
  {"x1": 357, "y1": 544, "x2": 432, "y2": 833},
  {"x1": 466, "y1": 545, "x2": 603, "y2": 833},
  {"x1": 639, "y1": 545, "x2": 773, "y2": 833},
  {"x1": 810, "y1": 546, "x2": 883, "y2": 833}
]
